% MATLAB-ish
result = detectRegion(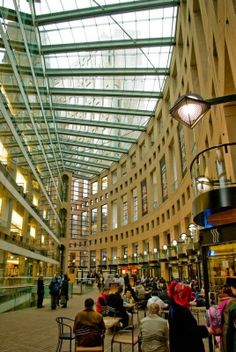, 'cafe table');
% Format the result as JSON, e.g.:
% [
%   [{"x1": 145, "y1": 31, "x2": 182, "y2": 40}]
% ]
[{"x1": 103, "y1": 316, "x2": 121, "y2": 330}]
